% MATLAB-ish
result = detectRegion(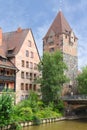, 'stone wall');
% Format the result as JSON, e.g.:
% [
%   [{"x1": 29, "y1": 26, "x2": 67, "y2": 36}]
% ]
[
  {"x1": 63, "y1": 53, "x2": 78, "y2": 95},
  {"x1": 0, "y1": 117, "x2": 66, "y2": 130}
]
